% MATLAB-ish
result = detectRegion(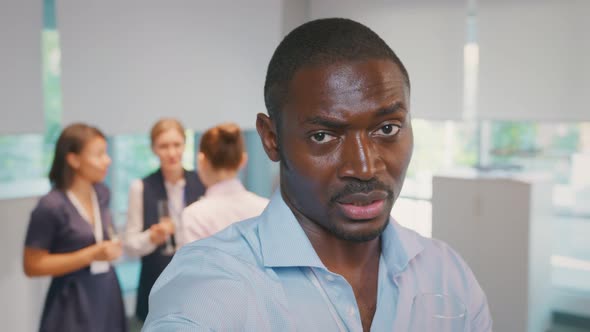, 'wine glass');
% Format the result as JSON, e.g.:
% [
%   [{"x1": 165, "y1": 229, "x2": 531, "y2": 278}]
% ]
[
  {"x1": 409, "y1": 293, "x2": 466, "y2": 332},
  {"x1": 107, "y1": 211, "x2": 130, "y2": 243},
  {"x1": 106, "y1": 221, "x2": 126, "y2": 243},
  {"x1": 157, "y1": 199, "x2": 175, "y2": 256}
]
